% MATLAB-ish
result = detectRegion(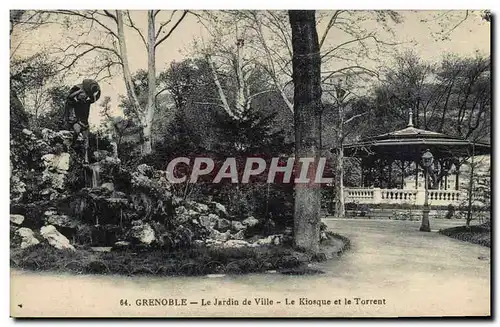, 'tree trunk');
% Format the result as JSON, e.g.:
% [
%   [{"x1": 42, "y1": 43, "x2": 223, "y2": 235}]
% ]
[
  {"x1": 235, "y1": 30, "x2": 246, "y2": 117},
  {"x1": 143, "y1": 10, "x2": 156, "y2": 154},
  {"x1": 334, "y1": 101, "x2": 345, "y2": 217},
  {"x1": 206, "y1": 54, "x2": 237, "y2": 120},
  {"x1": 116, "y1": 11, "x2": 143, "y2": 120},
  {"x1": 289, "y1": 10, "x2": 323, "y2": 253},
  {"x1": 334, "y1": 145, "x2": 345, "y2": 217},
  {"x1": 466, "y1": 144, "x2": 476, "y2": 228}
]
